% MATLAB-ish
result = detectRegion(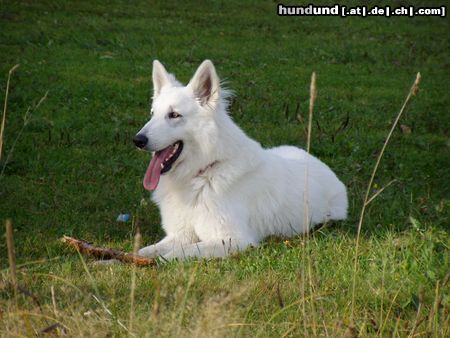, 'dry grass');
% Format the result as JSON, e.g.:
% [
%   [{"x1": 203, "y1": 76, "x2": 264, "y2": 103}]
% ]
[
  {"x1": 128, "y1": 228, "x2": 141, "y2": 334},
  {"x1": 0, "y1": 85, "x2": 48, "y2": 178},
  {"x1": 0, "y1": 64, "x2": 19, "y2": 161},
  {"x1": 351, "y1": 72, "x2": 422, "y2": 322},
  {"x1": 302, "y1": 71, "x2": 318, "y2": 336},
  {"x1": 5, "y1": 219, "x2": 17, "y2": 307},
  {"x1": 3, "y1": 258, "x2": 448, "y2": 337}
]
